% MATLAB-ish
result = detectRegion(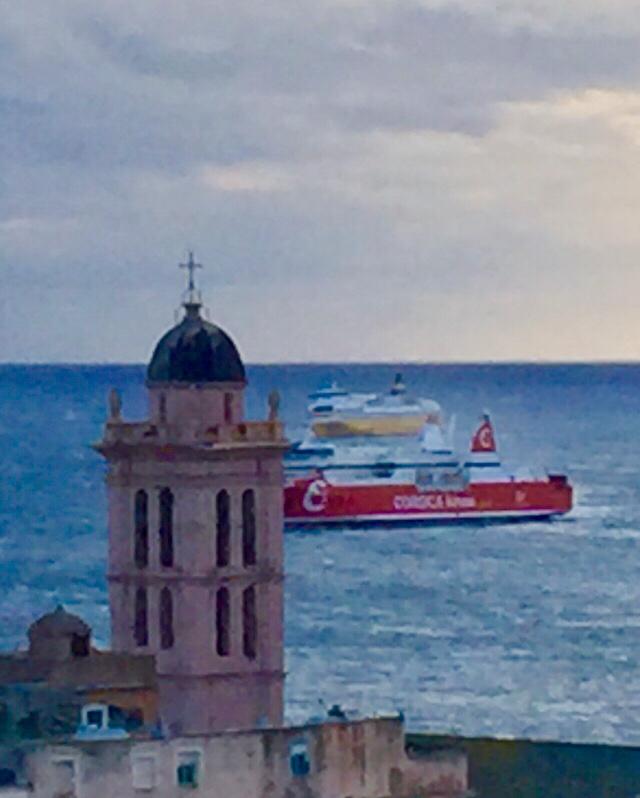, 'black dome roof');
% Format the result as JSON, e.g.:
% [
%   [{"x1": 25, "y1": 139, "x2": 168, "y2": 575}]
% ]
[{"x1": 147, "y1": 307, "x2": 246, "y2": 385}]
